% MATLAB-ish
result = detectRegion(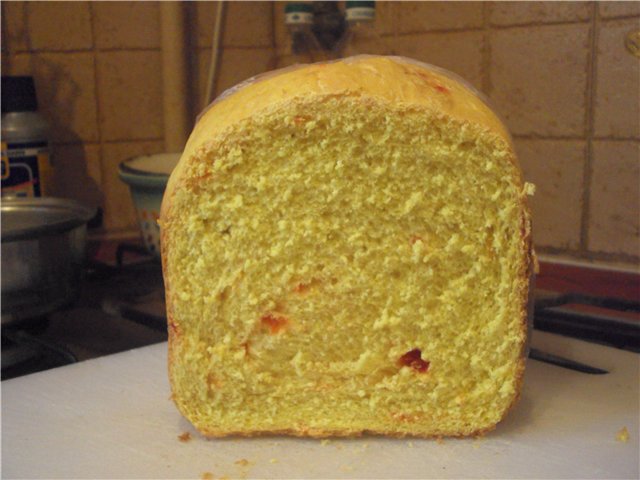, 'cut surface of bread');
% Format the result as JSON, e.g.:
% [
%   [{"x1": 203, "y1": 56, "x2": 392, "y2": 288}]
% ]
[{"x1": 161, "y1": 56, "x2": 533, "y2": 438}]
